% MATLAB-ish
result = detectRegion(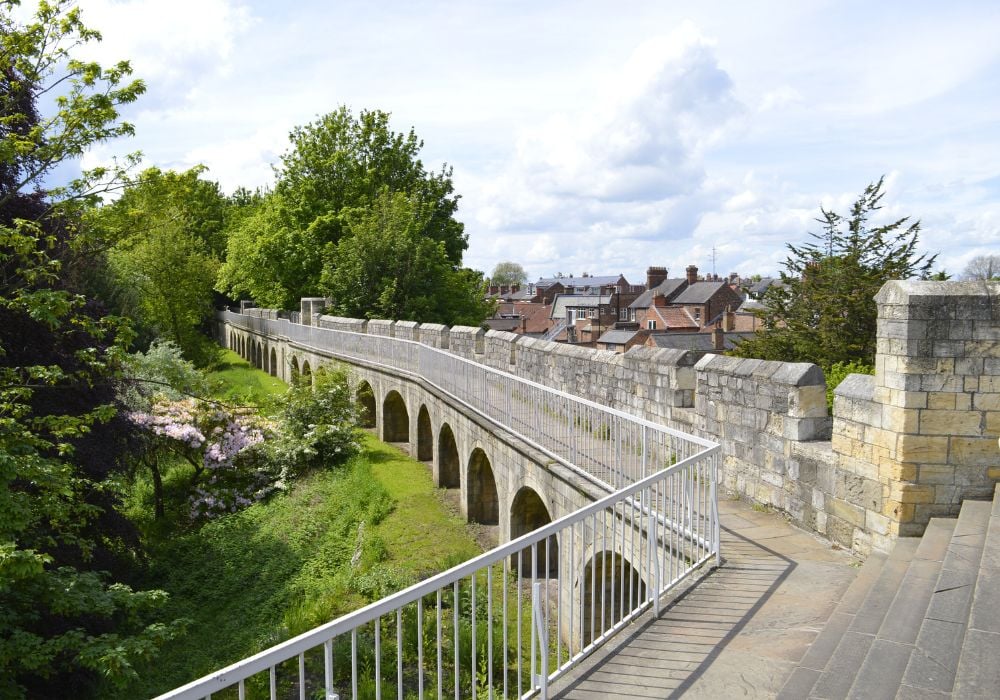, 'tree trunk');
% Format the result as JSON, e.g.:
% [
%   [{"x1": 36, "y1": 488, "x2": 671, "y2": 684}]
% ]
[{"x1": 150, "y1": 456, "x2": 165, "y2": 520}]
